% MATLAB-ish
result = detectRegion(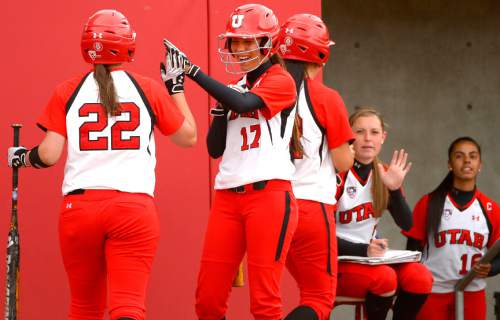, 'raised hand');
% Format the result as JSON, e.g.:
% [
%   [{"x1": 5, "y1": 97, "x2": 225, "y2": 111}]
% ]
[
  {"x1": 163, "y1": 39, "x2": 200, "y2": 78},
  {"x1": 8, "y1": 147, "x2": 28, "y2": 168},
  {"x1": 160, "y1": 45, "x2": 185, "y2": 95},
  {"x1": 377, "y1": 149, "x2": 412, "y2": 191}
]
